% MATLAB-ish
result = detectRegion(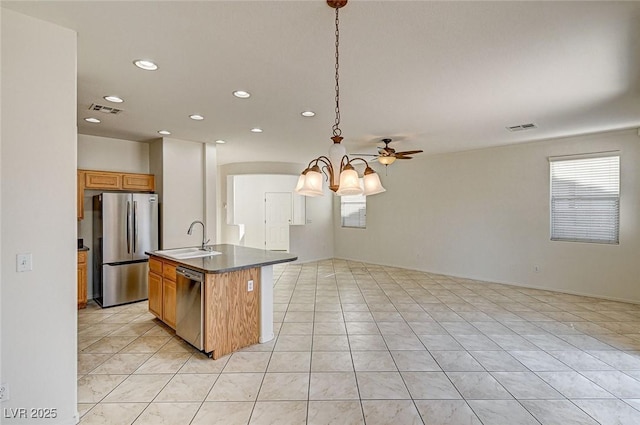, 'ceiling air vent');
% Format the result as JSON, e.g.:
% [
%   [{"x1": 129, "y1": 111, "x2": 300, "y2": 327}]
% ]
[
  {"x1": 506, "y1": 123, "x2": 537, "y2": 132},
  {"x1": 89, "y1": 103, "x2": 123, "y2": 114}
]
